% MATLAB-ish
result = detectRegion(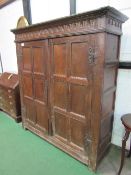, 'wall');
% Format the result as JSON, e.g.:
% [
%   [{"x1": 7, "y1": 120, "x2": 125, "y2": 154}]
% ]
[
  {"x1": 31, "y1": 0, "x2": 70, "y2": 24},
  {"x1": 0, "y1": 0, "x2": 23, "y2": 73},
  {"x1": 0, "y1": 0, "x2": 69, "y2": 72},
  {"x1": 77, "y1": 0, "x2": 131, "y2": 148}
]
